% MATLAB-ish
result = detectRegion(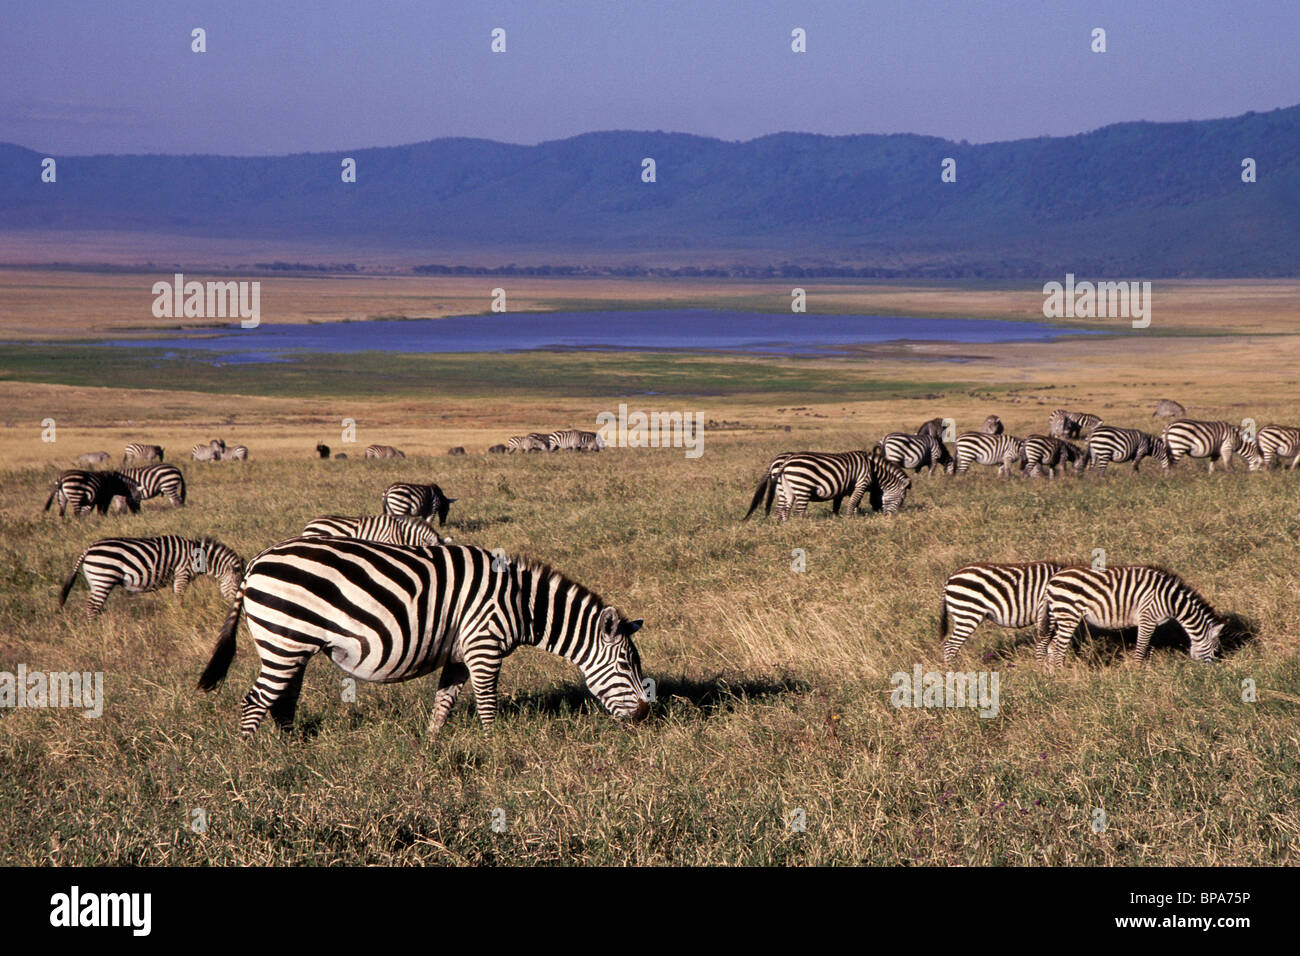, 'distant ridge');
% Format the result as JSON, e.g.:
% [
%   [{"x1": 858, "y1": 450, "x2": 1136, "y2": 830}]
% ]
[{"x1": 2, "y1": 105, "x2": 1296, "y2": 276}]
